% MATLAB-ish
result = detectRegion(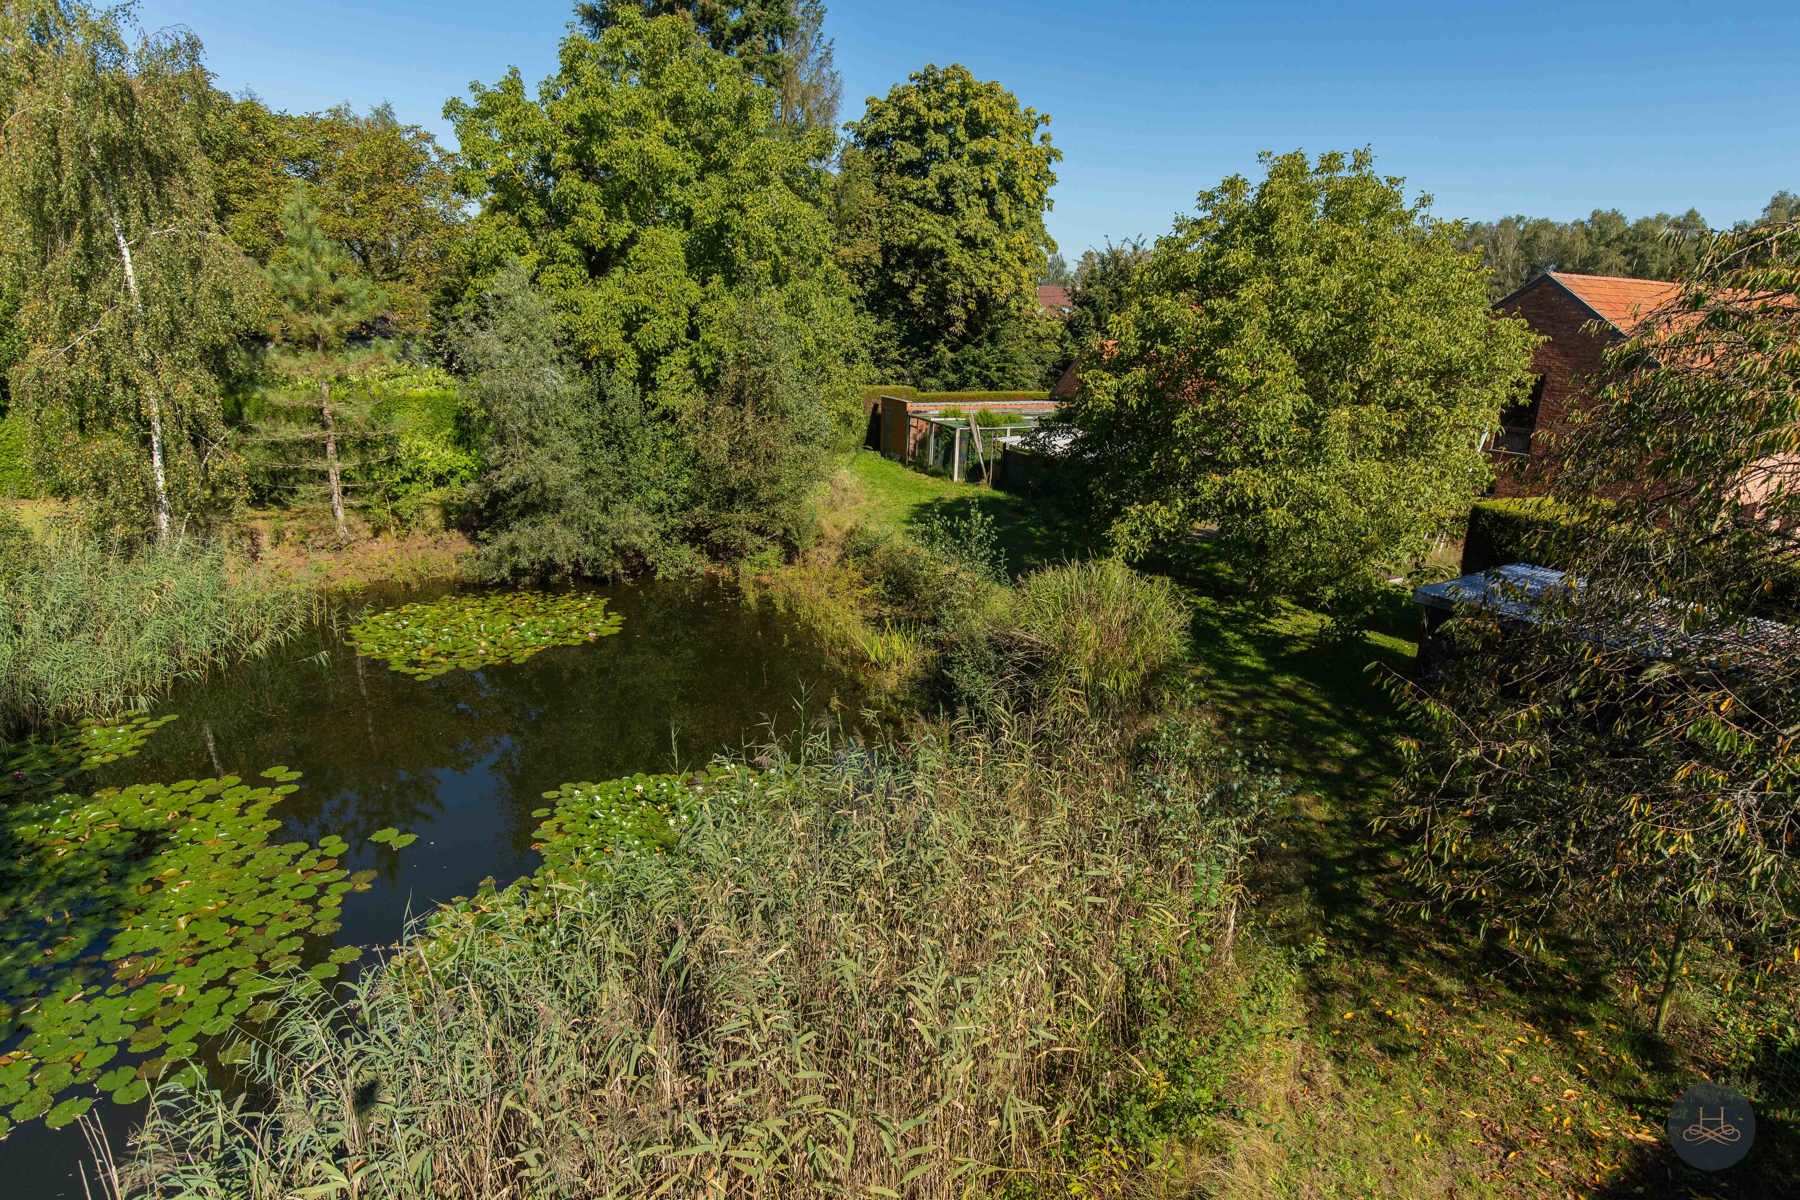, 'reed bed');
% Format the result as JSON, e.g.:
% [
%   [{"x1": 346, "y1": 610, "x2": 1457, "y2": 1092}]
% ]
[
  {"x1": 0, "y1": 524, "x2": 318, "y2": 734},
  {"x1": 112, "y1": 717, "x2": 1287, "y2": 1199}
]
